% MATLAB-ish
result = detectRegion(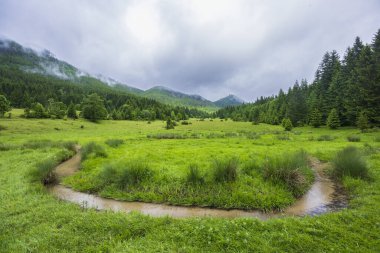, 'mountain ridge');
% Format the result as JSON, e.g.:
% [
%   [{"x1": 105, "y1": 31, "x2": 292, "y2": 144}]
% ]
[{"x1": 0, "y1": 38, "x2": 244, "y2": 109}]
